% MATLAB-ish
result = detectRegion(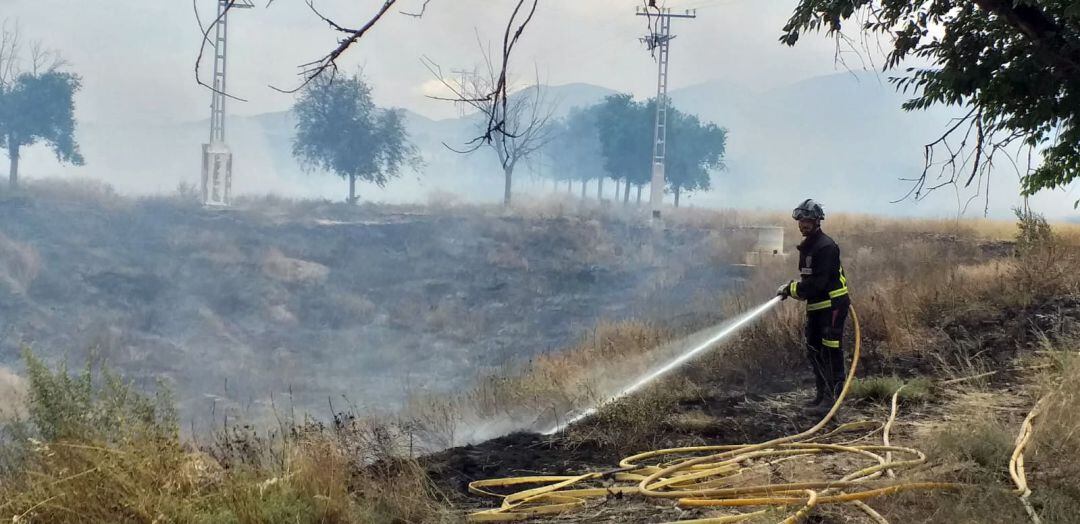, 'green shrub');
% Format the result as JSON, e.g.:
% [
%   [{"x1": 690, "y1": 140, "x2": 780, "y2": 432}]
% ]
[
  {"x1": 21, "y1": 347, "x2": 178, "y2": 443},
  {"x1": 847, "y1": 375, "x2": 933, "y2": 404}
]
